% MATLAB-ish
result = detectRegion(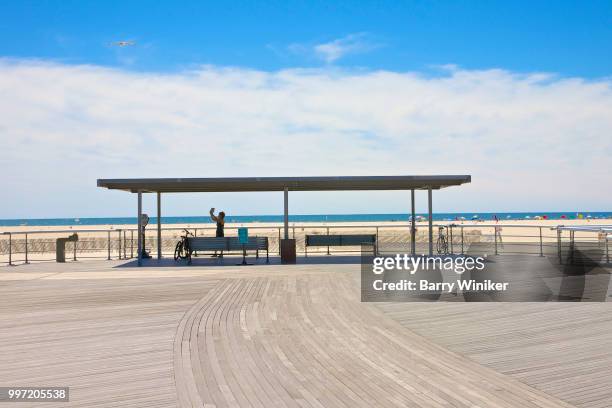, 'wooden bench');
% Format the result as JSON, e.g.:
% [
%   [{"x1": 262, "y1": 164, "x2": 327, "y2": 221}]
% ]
[
  {"x1": 186, "y1": 236, "x2": 269, "y2": 264},
  {"x1": 305, "y1": 234, "x2": 377, "y2": 256}
]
